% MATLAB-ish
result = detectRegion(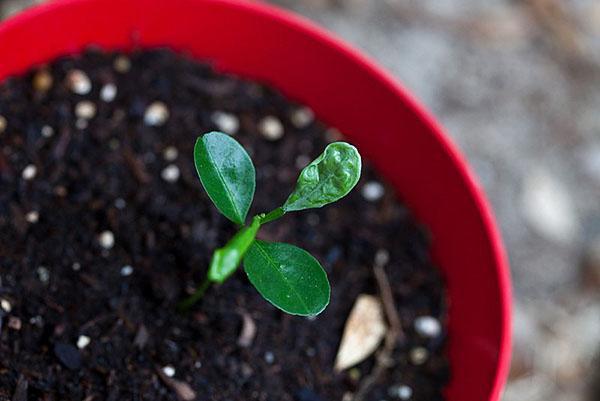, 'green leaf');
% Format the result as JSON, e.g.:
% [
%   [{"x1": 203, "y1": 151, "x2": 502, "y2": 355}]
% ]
[
  {"x1": 283, "y1": 142, "x2": 361, "y2": 212},
  {"x1": 194, "y1": 132, "x2": 255, "y2": 225},
  {"x1": 244, "y1": 240, "x2": 330, "y2": 316},
  {"x1": 208, "y1": 217, "x2": 261, "y2": 283}
]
